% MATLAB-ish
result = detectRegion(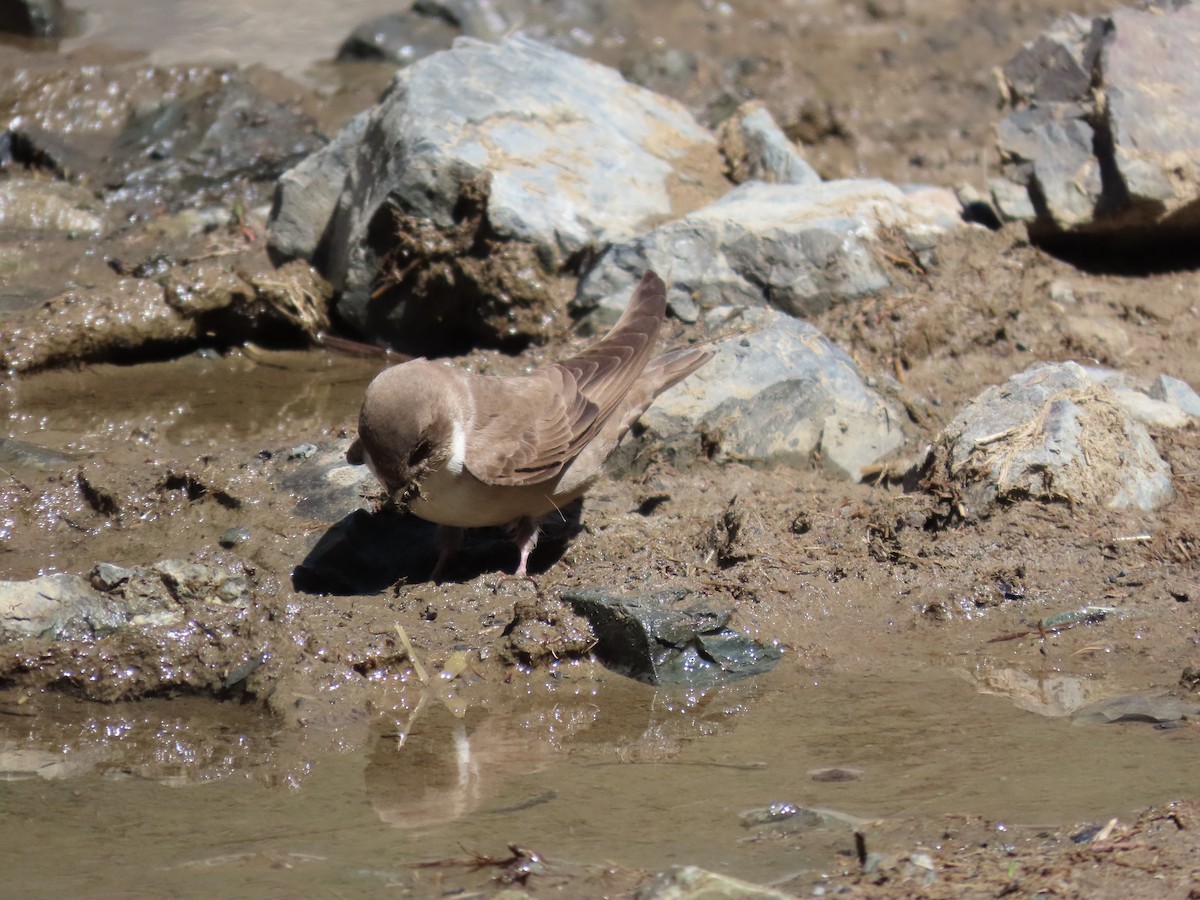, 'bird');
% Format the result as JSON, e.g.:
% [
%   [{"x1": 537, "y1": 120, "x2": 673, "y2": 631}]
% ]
[{"x1": 346, "y1": 270, "x2": 712, "y2": 581}]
